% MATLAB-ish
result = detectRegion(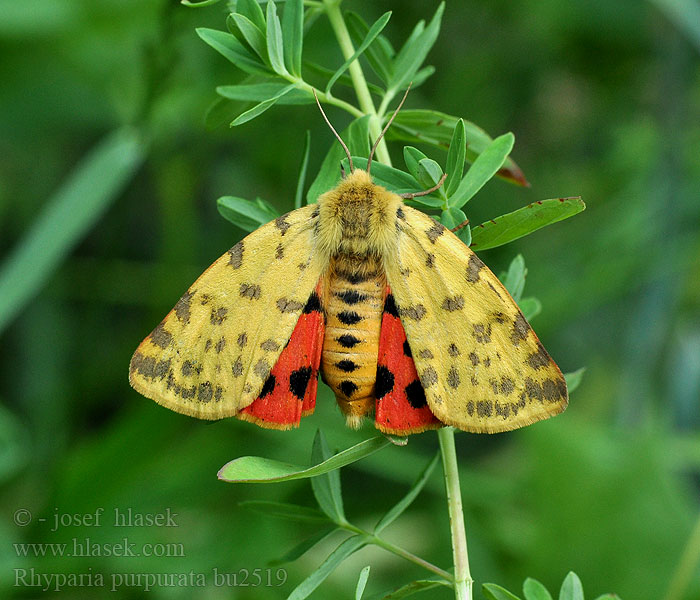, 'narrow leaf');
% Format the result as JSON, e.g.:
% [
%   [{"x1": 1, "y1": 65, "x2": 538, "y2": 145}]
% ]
[
  {"x1": 342, "y1": 157, "x2": 420, "y2": 198},
  {"x1": 451, "y1": 133, "x2": 515, "y2": 208},
  {"x1": 403, "y1": 146, "x2": 429, "y2": 182},
  {"x1": 592, "y1": 596, "x2": 621, "y2": 600},
  {"x1": 374, "y1": 452, "x2": 439, "y2": 533},
  {"x1": 218, "y1": 435, "x2": 390, "y2": 482},
  {"x1": 367, "y1": 579, "x2": 452, "y2": 600},
  {"x1": 388, "y1": 110, "x2": 528, "y2": 186},
  {"x1": 282, "y1": 0, "x2": 304, "y2": 76},
  {"x1": 217, "y1": 196, "x2": 280, "y2": 231},
  {"x1": 356, "y1": 566, "x2": 371, "y2": 600},
  {"x1": 270, "y1": 527, "x2": 336, "y2": 565},
  {"x1": 0, "y1": 128, "x2": 144, "y2": 334},
  {"x1": 287, "y1": 535, "x2": 366, "y2": 600},
  {"x1": 307, "y1": 115, "x2": 371, "y2": 202},
  {"x1": 440, "y1": 207, "x2": 470, "y2": 244},
  {"x1": 239, "y1": 500, "x2": 331, "y2": 523},
  {"x1": 311, "y1": 430, "x2": 345, "y2": 522},
  {"x1": 523, "y1": 578, "x2": 553, "y2": 600},
  {"x1": 564, "y1": 368, "x2": 586, "y2": 394},
  {"x1": 197, "y1": 27, "x2": 271, "y2": 76},
  {"x1": 445, "y1": 118, "x2": 466, "y2": 196},
  {"x1": 383, "y1": 434, "x2": 408, "y2": 446},
  {"x1": 346, "y1": 11, "x2": 395, "y2": 84},
  {"x1": 469, "y1": 197, "x2": 585, "y2": 250},
  {"x1": 217, "y1": 82, "x2": 312, "y2": 105},
  {"x1": 295, "y1": 130, "x2": 311, "y2": 208},
  {"x1": 237, "y1": 0, "x2": 267, "y2": 31},
  {"x1": 501, "y1": 254, "x2": 527, "y2": 303},
  {"x1": 181, "y1": 0, "x2": 222, "y2": 6},
  {"x1": 266, "y1": 0, "x2": 288, "y2": 75},
  {"x1": 304, "y1": 60, "x2": 385, "y2": 96},
  {"x1": 559, "y1": 572, "x2": 584, "y2": 600},
  {"x1": 411, "y1": 65, "x2": 436, "y2": 88},
  {"x1": 326, "y1": 12, "x2": 392, "y2": 95},
  {"x1": 417, "y1": 158, "x2": 444, "y2": 191},
  {"x1": 230, "y1": 13, "x2": 267, "y2": 60},
  {"x1": 518, "y1": 297, "x2": 542, "y2": 321},
  {"x1": 390, "y1": 3, "x2": 444, "y2": 91},
  {"x1": 483, "y1": 583, "x2": 523, "y2": 600},
  {"x1": 230, "y1": 84, "x2": 294, "y2": 126}
]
